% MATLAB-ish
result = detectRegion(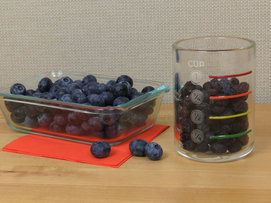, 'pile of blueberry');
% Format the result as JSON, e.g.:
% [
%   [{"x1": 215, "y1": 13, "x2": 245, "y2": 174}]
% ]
[
  {"x1": 6, "y1": 74, "x2": 156, "y2": 138},
  {"x1": 175, "y1": 76, "x2": 250, "y2": 154},
  {"x1": 129, "y1": 139, "x2": 163, "y2": 160},
  {"x1": 10, "y1": 74, "x2": 154, "y2": 106}
]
